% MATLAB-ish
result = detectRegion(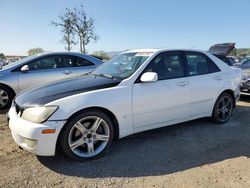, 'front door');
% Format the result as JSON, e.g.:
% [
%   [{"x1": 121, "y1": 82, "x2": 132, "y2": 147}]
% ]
[
  {"x1": 132, "y1": 52, "x2": 190, "y2": 131},
  {"x1": 17, "y1": 55, "x2": 77, "y2": 92}
]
